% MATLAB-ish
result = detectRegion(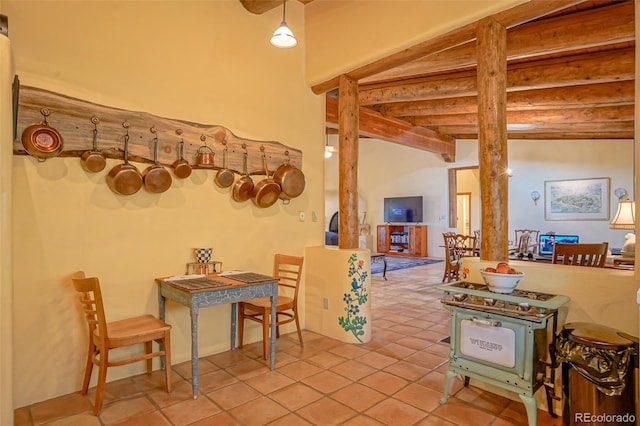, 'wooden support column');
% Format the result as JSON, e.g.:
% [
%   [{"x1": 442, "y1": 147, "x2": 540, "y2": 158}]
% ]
[
  {"x1": 477, "y1": 17, "x2": 508, "y2": 261},
  {"x1": 338, "y1": 75, "x2": 360, "y2": 249}
]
